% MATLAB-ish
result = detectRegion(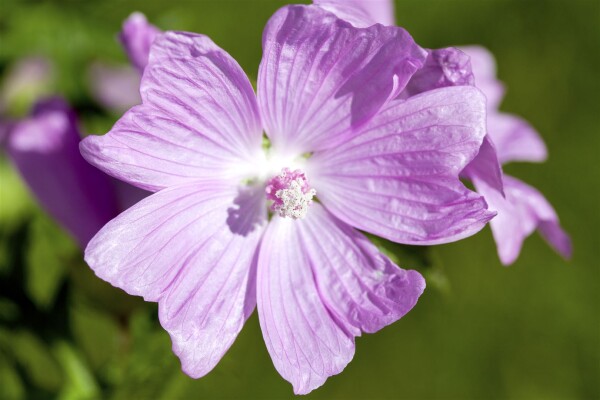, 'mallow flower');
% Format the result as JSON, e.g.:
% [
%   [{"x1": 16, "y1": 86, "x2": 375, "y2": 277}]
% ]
[
  {"x1": 461, "y1": 47, "x2": 572, "y2": 265},
  {"x1": 79, "y1": 5, "x2": 494, "y2": 394},
  {"x1": 4, "y1": 97, "x2": 145, "y2": 247},
  {"x1": 320, "y1": 0, "x2": 570, "y2": 265}
]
